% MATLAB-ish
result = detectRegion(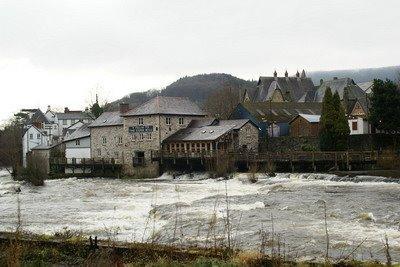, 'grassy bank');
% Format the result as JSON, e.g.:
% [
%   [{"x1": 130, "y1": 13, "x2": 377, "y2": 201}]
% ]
[{"x1": 0, "y1": 231, "x2": 387, "y2": 267}]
